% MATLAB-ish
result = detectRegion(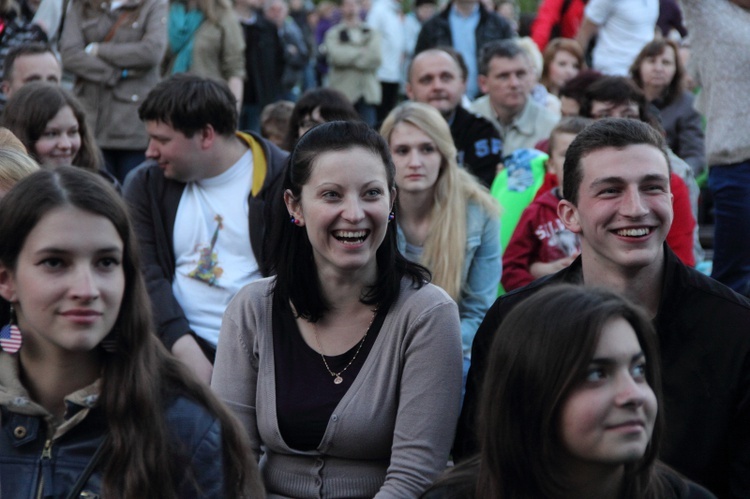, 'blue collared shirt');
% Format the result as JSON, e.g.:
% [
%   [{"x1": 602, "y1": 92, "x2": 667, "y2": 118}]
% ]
[{"x1": 449, "y1": 4, "x2": 480, "y2": 98}]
